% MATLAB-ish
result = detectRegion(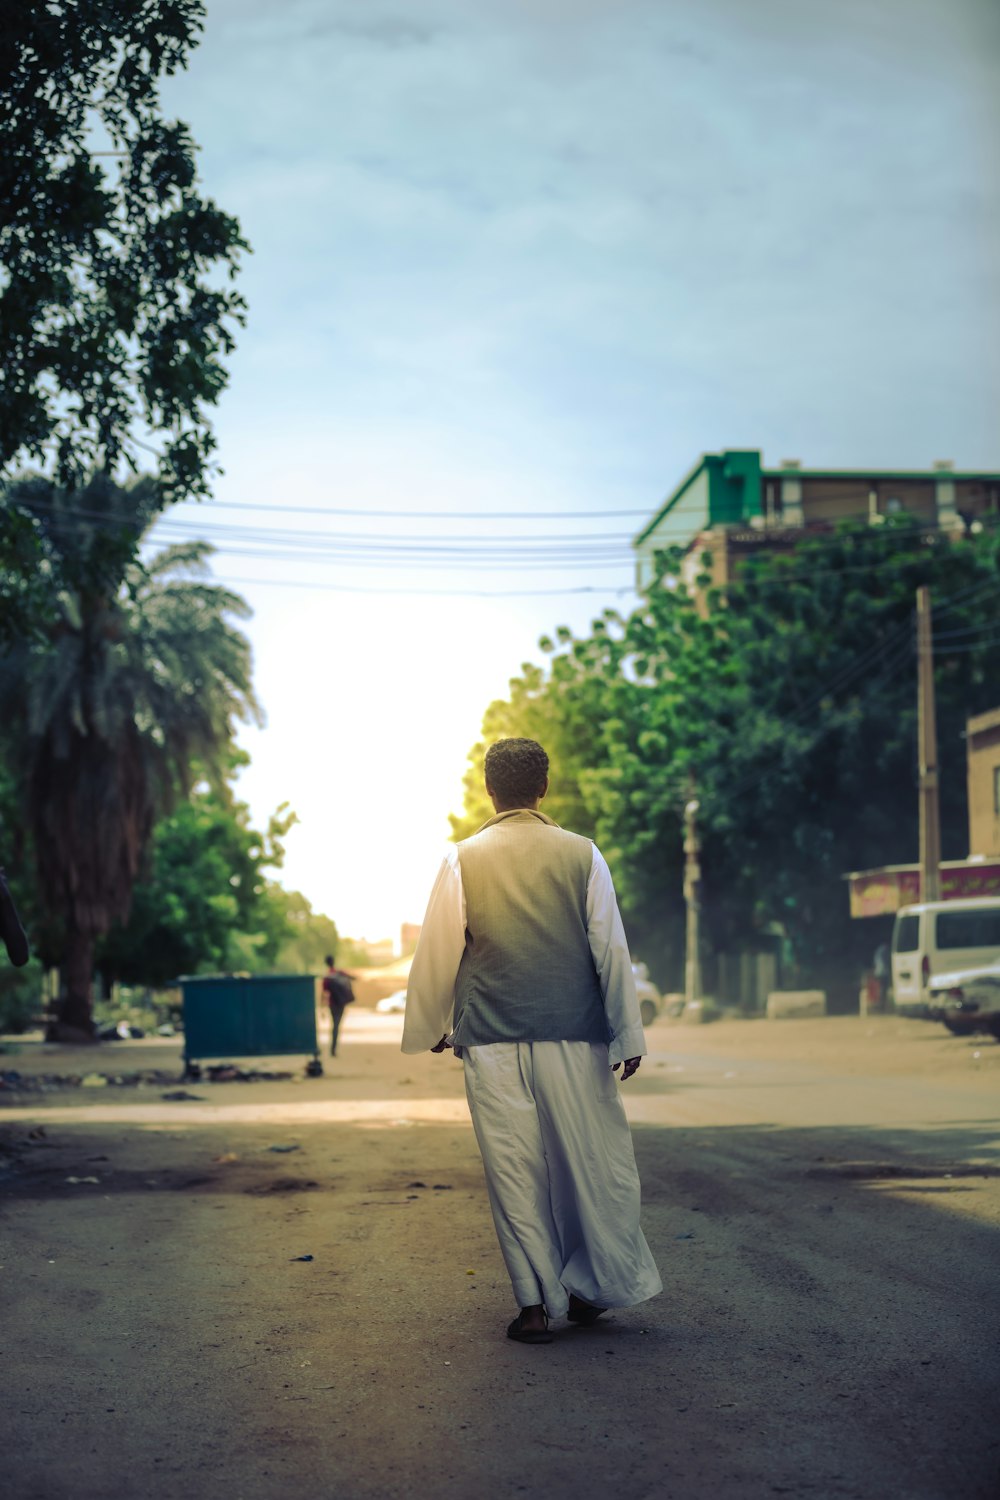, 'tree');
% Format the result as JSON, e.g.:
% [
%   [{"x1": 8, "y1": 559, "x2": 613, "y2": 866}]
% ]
[
  {"x1": 0, "y1": 2, "x2": 247, "y2": 634},
  {"x1": 0, "y1": 0, "x2": 247, "y2": 500},
  {"x1": 595, "y1": 520, "x2": 1000, "y2": 997},
  {"x1": 0, "y1": 500, "x2": 54, "y2": 645},
  {"x1": 99, "y1": 765, "x2": 296, "y2": 987},
  {"x1": 0, "y1": 475, "x2": 260, "y2": 1036},
  {"x1": 454, "y1": 518, "x2": 1000, "y2": 999},
  {"x1": 270, "y1": 889, "x2": 342, "y2": 976},
  {"x1": 449, "y1": 629, "x2": 625, "y2": 842}
]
